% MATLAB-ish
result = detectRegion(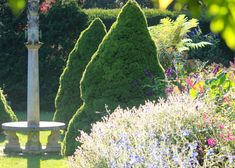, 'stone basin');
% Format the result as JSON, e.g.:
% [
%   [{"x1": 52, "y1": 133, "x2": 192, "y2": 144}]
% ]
[
  {"x1": 2, "y1": 121, "x2": 65, "y2": 131},
  {"x1": 1, "y1": 121, "x2": 65, "y2": 154}
]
